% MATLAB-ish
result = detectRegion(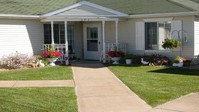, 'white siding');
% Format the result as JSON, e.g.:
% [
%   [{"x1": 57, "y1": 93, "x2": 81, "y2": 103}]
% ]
[
  {"x1": 0, "y1": 19, "x2": 43, "y2": 58},
  {"x1": 135, "y1": 22, "x2": 145, "y2": 50},
  {"x1": 194, "y1": 21, "x2": 199, "y2": 61},
  {"x1": 108, "y1": 16, "x2": 195, "y2": 59},
  {"x1": 171, "y1": 20, "x2": 182, "y2": 51},
  {"x1": 57, "y1": 5, "x2": 115, "y2": 16}
]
